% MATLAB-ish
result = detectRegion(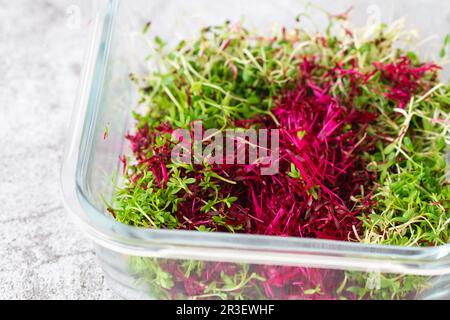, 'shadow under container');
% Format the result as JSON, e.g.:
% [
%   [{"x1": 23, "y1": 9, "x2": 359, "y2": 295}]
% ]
[{"x1": 61, "y1": 0, "x2": 450, "y2": 300}]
